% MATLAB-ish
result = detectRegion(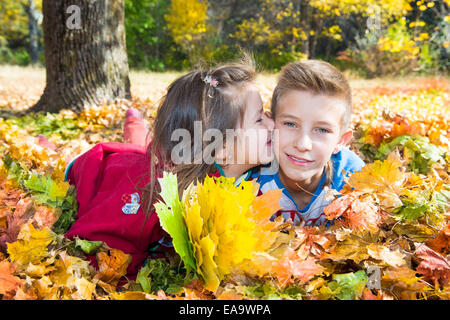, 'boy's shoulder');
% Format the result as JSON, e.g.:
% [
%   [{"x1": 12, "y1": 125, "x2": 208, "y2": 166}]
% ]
[
  {"x1": 330, "y1": 146, "x2": 365, "y2": 191},
  {"x1": 332, "y1": 146, "x2": 365, "y2": 171}
]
